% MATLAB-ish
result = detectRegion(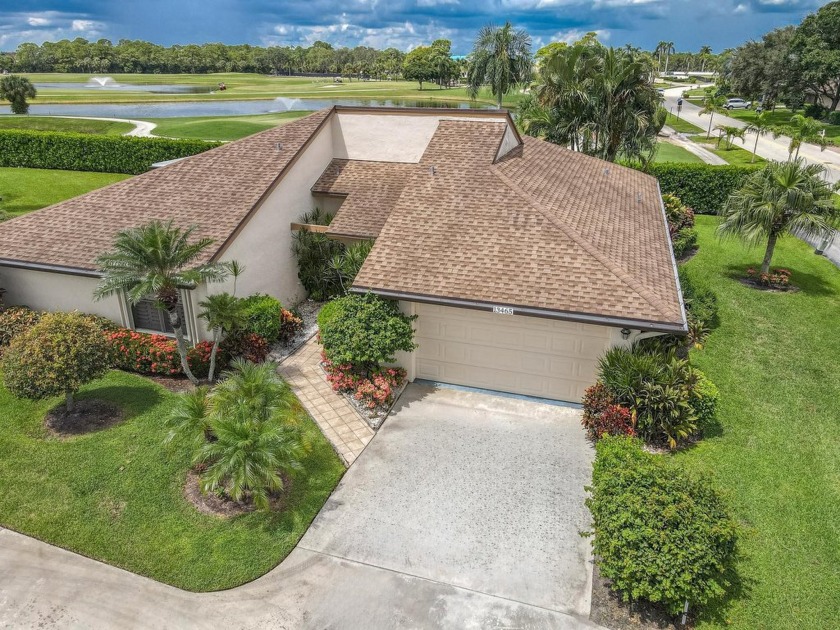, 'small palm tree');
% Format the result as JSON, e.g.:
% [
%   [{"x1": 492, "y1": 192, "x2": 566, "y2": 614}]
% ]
[
  {"x1": 744, "y1": 112, "x2": 772, "y2": 163},
  {"x1": 467, "y1": 22, "x2": 532, "y2": 108},
  {"x1": 211, "y1": 359, "x2": 291, "y2": 424},
  {"x1": 0, "y1": 76, "x2": 37, "y2": 114},
  {"x1": 164, "y1": 386, "x2": 213, "y2": 449},
  {"x1": 94, "y1": 220, "x2": 230, "y2": 384},
  {"x1": 719, "y1": 159, "x2": 840, "y2": 274},
  {"x1": 699, "y1": 95, "x2": 727, "y2": 139},
  {"x1": 715, "y1": 124, "x2": 746, "y2": 150},
  {"x1": 773, "y1": 114, "x2": 828, "y2": 160},
  {"x1": 198, "y1": 292, "x2": 246, "y2": 383}
]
